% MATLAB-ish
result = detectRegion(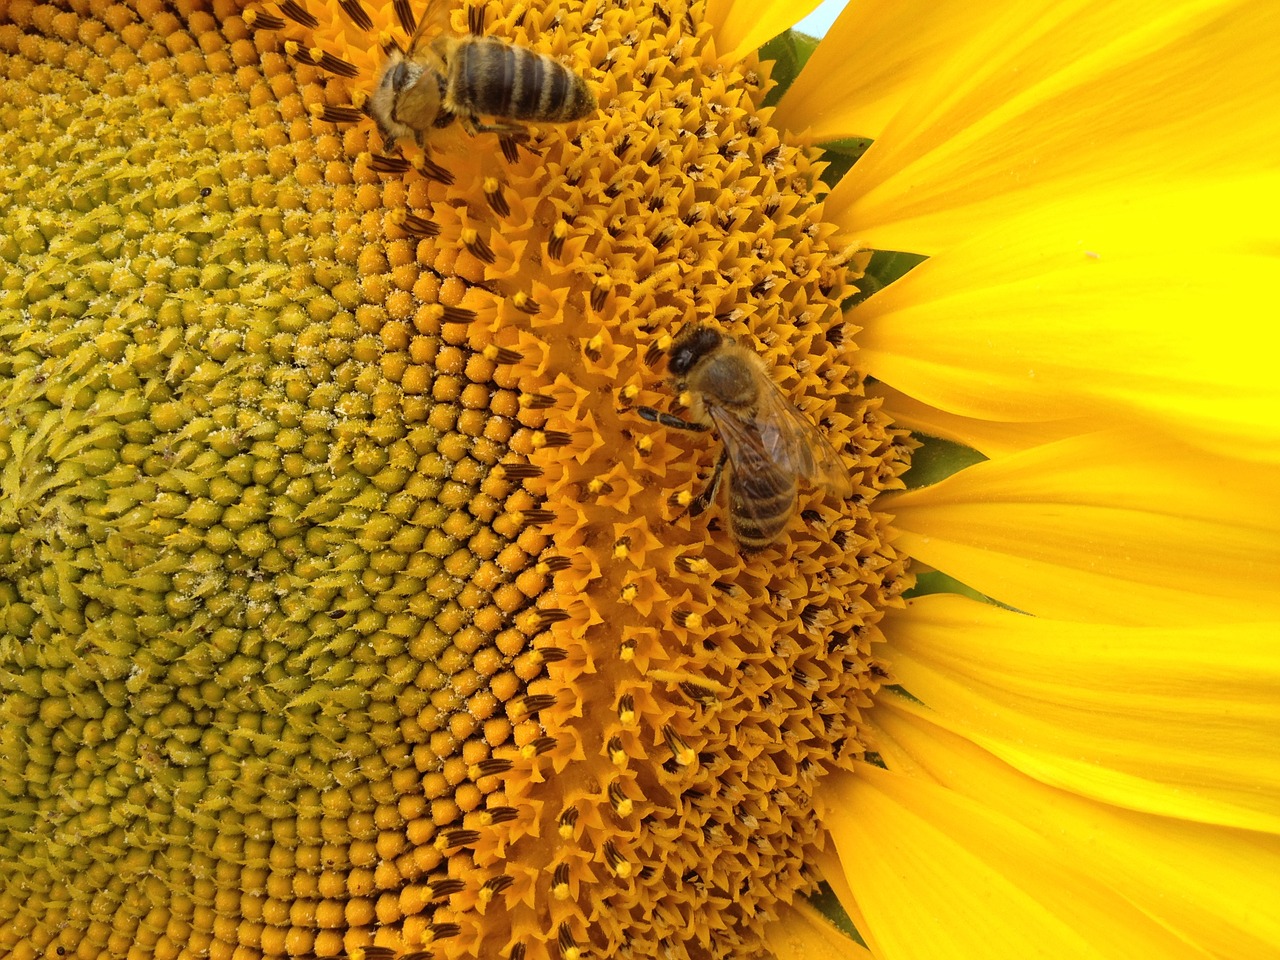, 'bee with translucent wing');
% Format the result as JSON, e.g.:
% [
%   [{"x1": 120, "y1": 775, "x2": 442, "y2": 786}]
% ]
[
  {"x1": 638, "y1": 324, "x2": 854, "y2": 551},
  {"x1": 368, "y1": 0, "x2": 596, "y2": 147}
]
